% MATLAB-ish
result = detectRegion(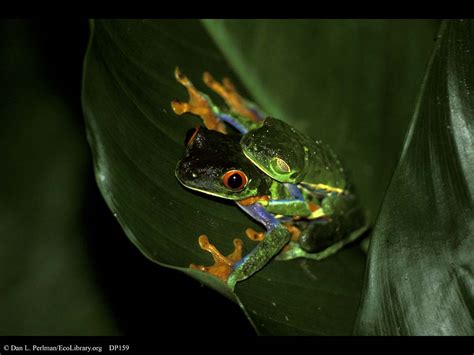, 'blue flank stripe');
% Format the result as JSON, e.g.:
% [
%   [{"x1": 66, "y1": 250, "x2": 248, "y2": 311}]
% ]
[{"x1": 216, "y1": 113, "x2": 249, "y2": 134}]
